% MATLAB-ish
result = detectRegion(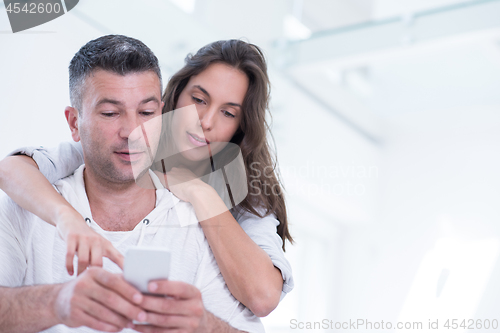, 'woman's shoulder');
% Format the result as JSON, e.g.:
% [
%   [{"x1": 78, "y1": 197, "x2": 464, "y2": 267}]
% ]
[{"x1": 231, "y1": 205, "x2": 279, "y2": 228}]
